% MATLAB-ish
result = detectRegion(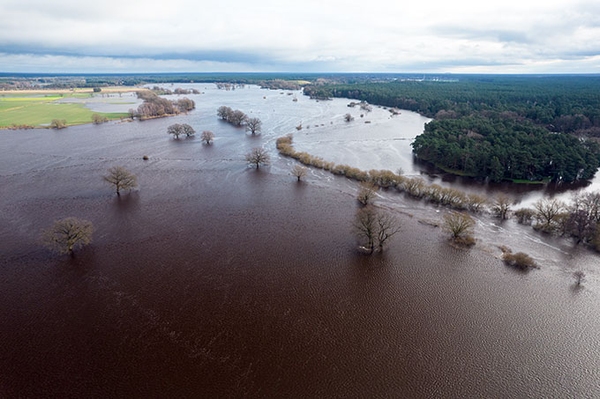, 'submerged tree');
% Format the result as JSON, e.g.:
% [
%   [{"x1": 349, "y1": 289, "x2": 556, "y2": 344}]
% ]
[
  {"x1": 573, "y1": 270, "x2": 586, "y2": 286},
  {"x1": 217, "y1": 105, "x2": 233, "y2": 120},
  {"x1": 201, "y1": 130, "x2": 215, "y2": 144},
  {"x1": 533, "y1": 198, "x2": 566, "y2": 232},
  {"x1": 291, "y1": 165, "x2": 307, "y2": 181},
  {"x1": 245, "y1": 117, "x2": 263, "y2": 135},
  {"x1": 181, "y1": 123, "x2": 196, "y2": 137},
  {"x1": 443, "y1": 211, "x2": 475, "y2": 246},
  {"x1": 229, "y1": 110, "x2": 248, "y2": 126},
  {"x1": 167, "y1": 123, "x2": 195, "y2": 139},
  {"x1": 502, "y1": 250, "x2": 537, "y2": 270},
  {"x1": 491, "y1": 195, "x2": 512, "y2": 220},
  {"x1": 245, "y1": 147, "x2": 270, "y2": 168},
  {"x1": 103, "y1": 166, "x2": 138, "y2": 196},
  {"x1": 42, "y1": 217, "x2": 94, "y2": 256},
  {"x1": 353, "y1": 206, "x2": 401, "y2": 254},
  {"x1": 357, "y1": 182, "x2": 377, "y2": 206}
]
